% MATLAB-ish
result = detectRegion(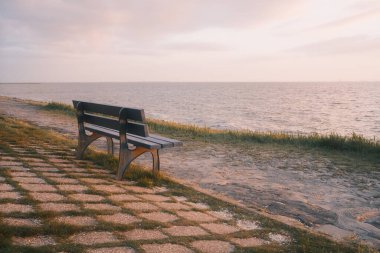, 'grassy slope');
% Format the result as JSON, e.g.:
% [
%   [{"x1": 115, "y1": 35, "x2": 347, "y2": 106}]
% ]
[{"x1": 0, "y1": 115, "x2": 376, "y2": 253}]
